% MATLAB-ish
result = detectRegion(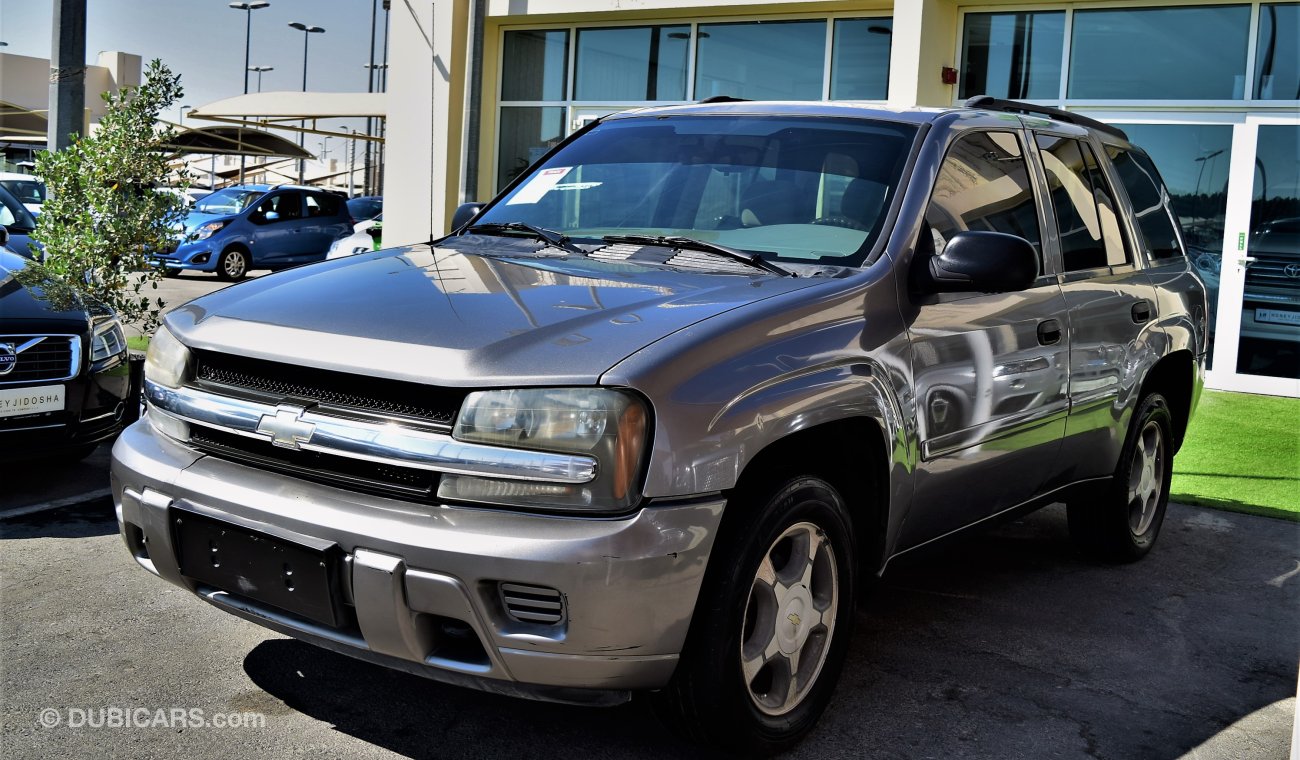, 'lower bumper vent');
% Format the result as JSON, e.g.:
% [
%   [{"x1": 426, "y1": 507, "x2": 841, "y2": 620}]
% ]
[{"x1": 499, "y1": 583, "x2": 565, "y2": 625}]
